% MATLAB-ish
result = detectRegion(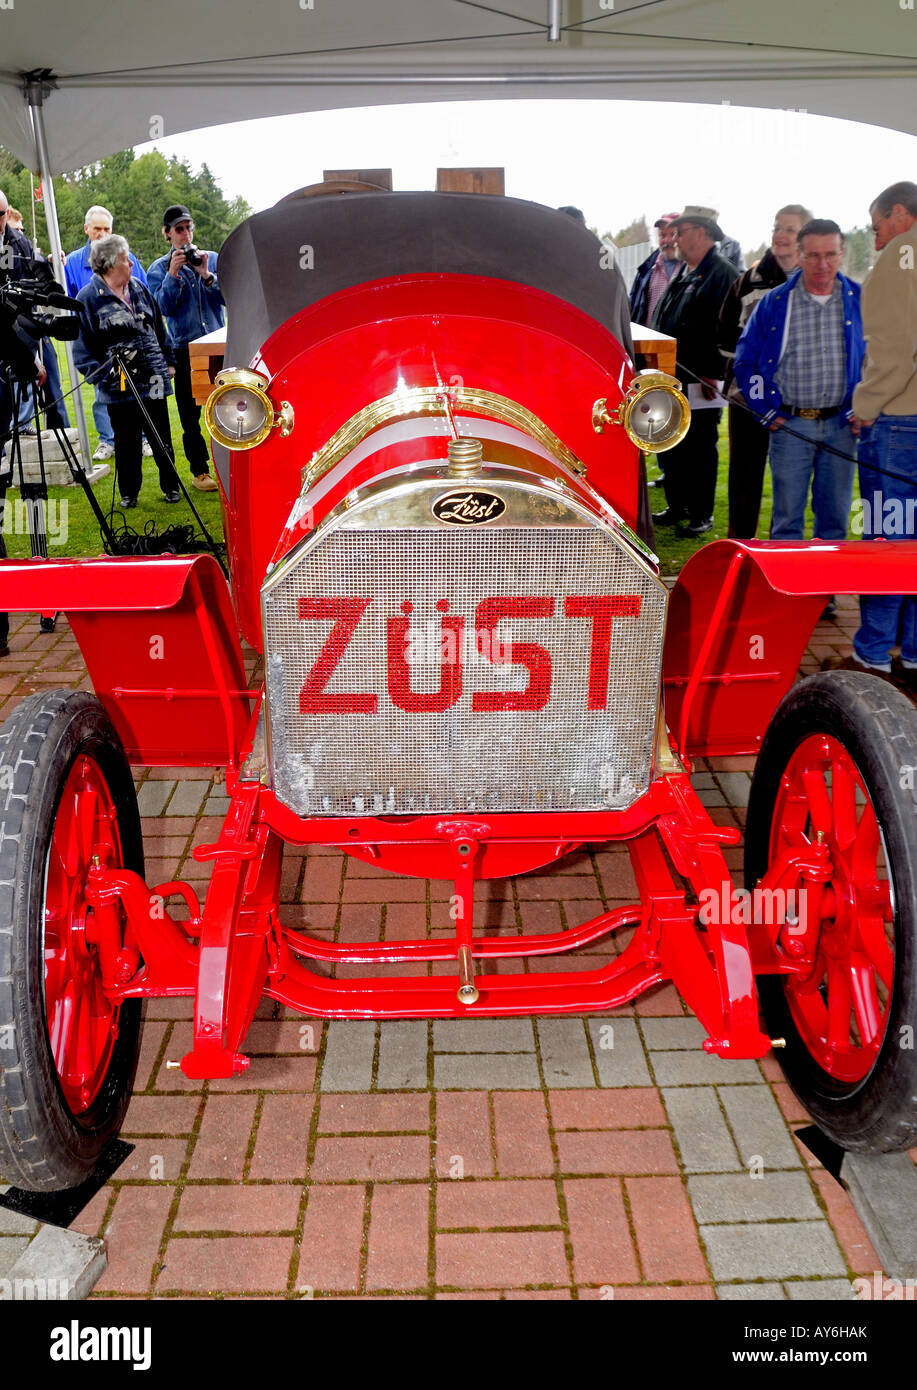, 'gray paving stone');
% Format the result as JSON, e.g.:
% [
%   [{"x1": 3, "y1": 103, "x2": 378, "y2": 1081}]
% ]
[
  {"x1": 433, "y1": 1019, "x2": 535, "y2": 1053},
  {"x1": 4, "y1": 1224, "x2": 106, "y2": 1299},
  {"x1": 697, "y1": 787, "x2": 727, "y2": 807},
  {"x1": 785, "y1": 1279, "x2": 858, "y2": 1301},
  {"x1": 166, "y1": 780, "x2": 211, "y2": 816},
  {"x1": 434, "y1": 1052, "x2": 542, "y2": 1089},
  {"x1": 377, "y1": 1020, "x2": 429, "y2": 1090},
  {"x1": 0, "y1": 1202, "x2": 39, "y2": 1237},
  {"x1": 203, "y1": 793, "x2": 231, "y2": 815},
  {"x1": 651, "y1": 1051, "x2": 762, "y2": 1085},
  {"x1": 691, "y1": 773, "x2": 716, "y2": 789},
  {"x1": 716, "y1": 1282, "x2": 786, "y2": 1300},
  {"x1": 688, "y1": 1172, "x2": 821, "y2": 1223},
  {"x1": 588, "y1": 1017, "x2": 651, "y2": 1087},
  {"x1": 0, "y1": 1236, "x2": 30, "y2": 1278},
  {"x1": 640, "y1": 1017, "x2": 707, "y2": 1051},
  {"x1": 136, "y1": 779, "x2": 173, "y2": 817},
  {"x1": 719, "y1": 1085, "x2": 802, "y2": 1170},
  {"x1": 536, "y1": 1018, "x2": 595, "y2": 1088},
  {"x1": 663, "y1": 1087, "x2": 741, "y2": 1172},
  {"x1": 702, "y1": 1222, "x2": 846, "y2": 1281},
  {"x1": 320, "y1": 1019, "x2": 376, "y2": 1091},
  {"x1": 716, "y1": 772, "x2": 752, "y2": 807}
]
